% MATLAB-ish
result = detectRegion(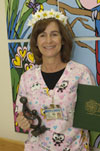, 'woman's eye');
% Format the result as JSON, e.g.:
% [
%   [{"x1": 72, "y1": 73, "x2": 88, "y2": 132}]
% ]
[
  {"x1": 51, "y1": 32, "x2": 60, "y2": 37},
  {"x1": 52, "y1": 33, "x2": 58, "y2": 36},
  {"x1": 39, "y1": 34, "x2": 45, "y2": 37}
]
